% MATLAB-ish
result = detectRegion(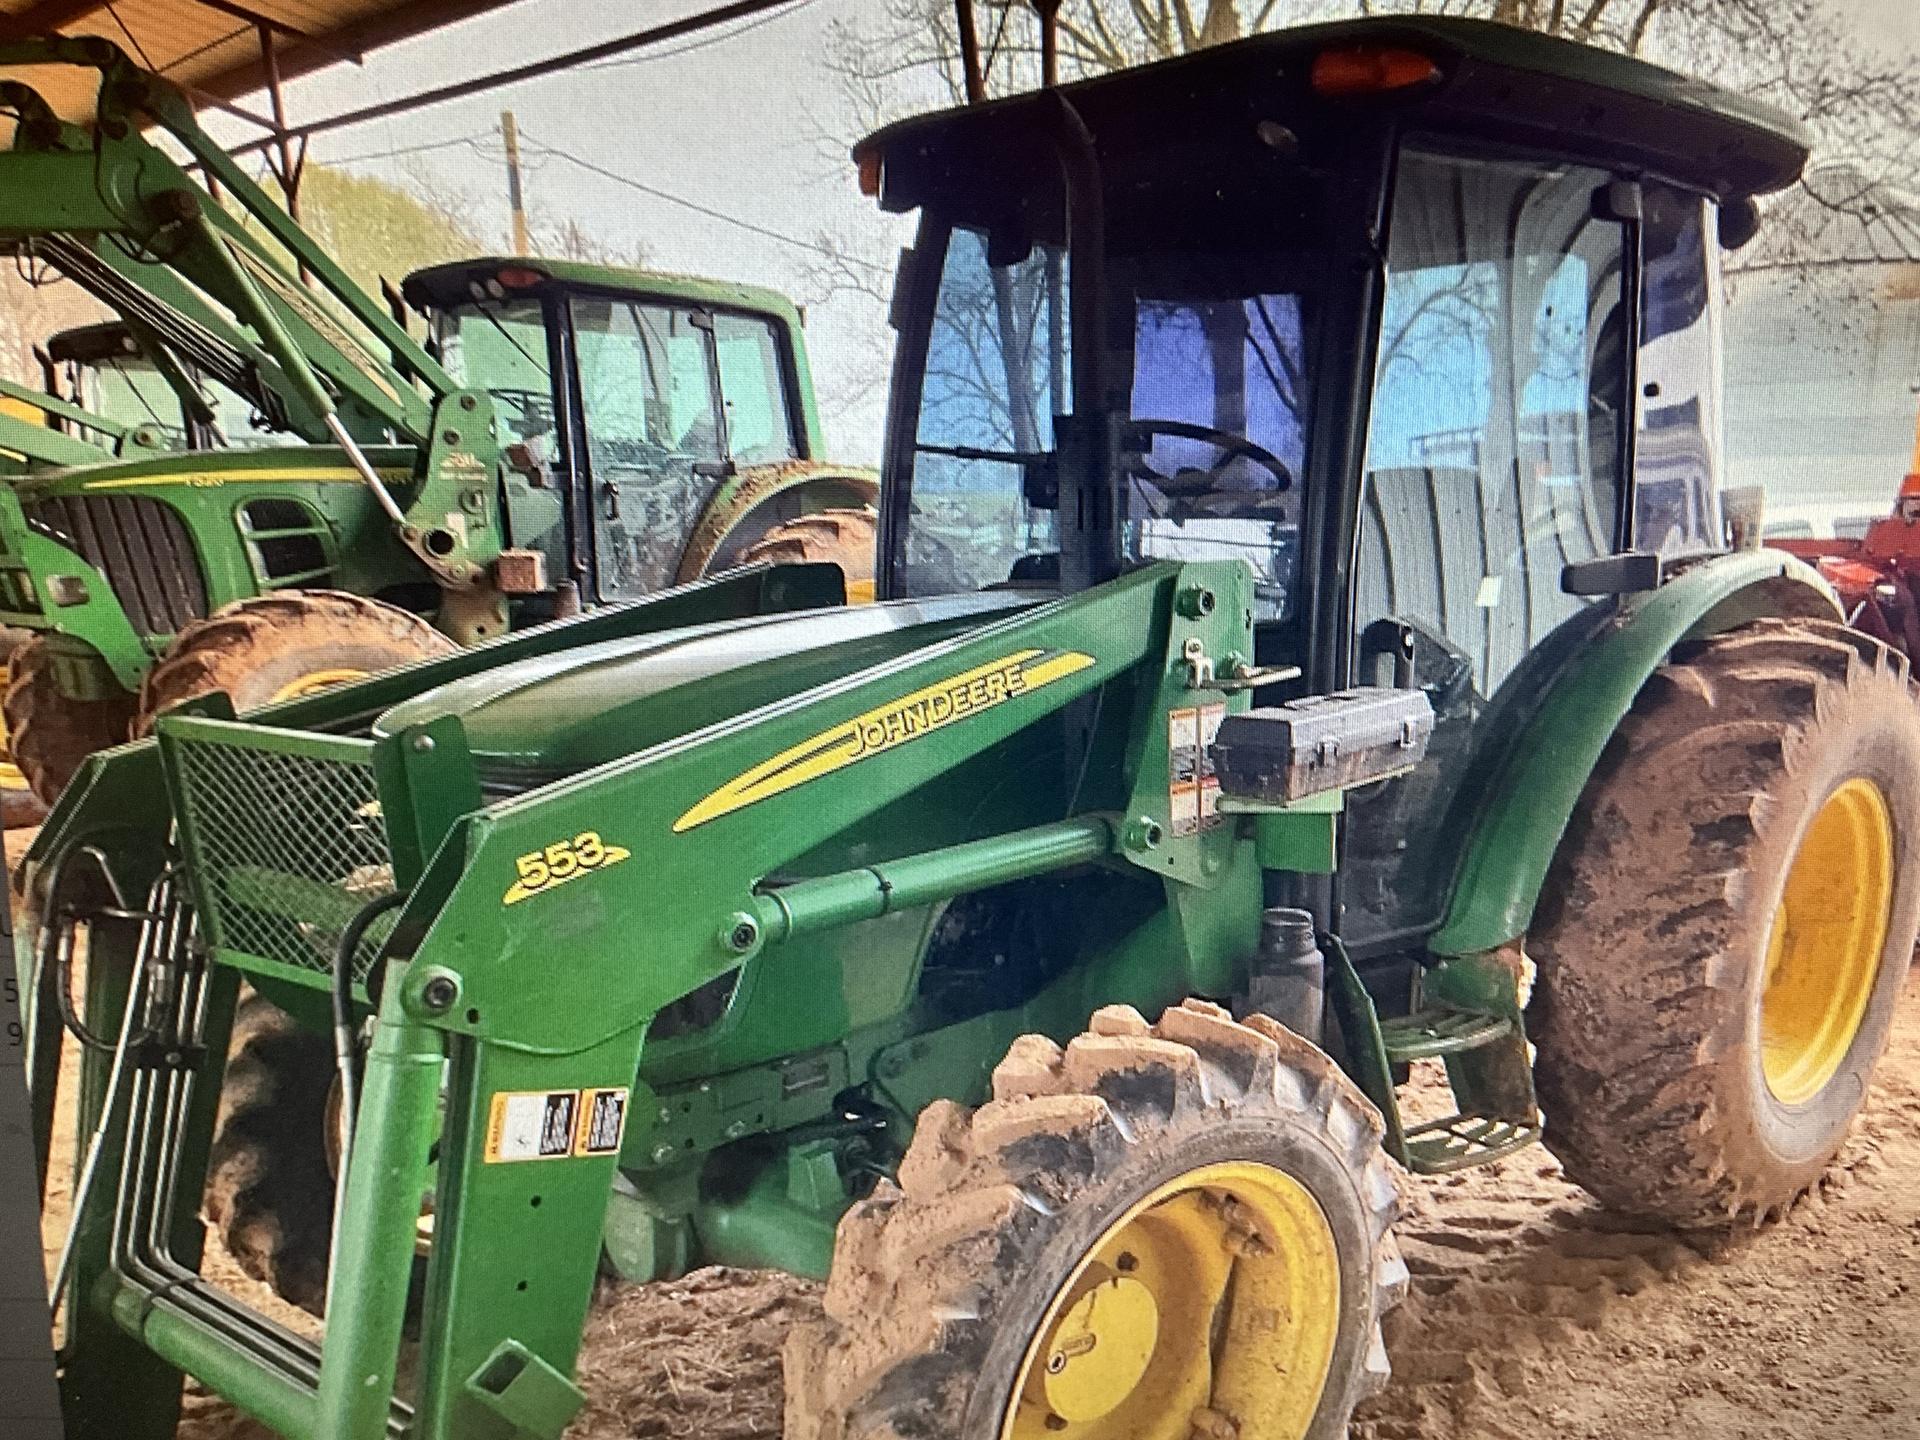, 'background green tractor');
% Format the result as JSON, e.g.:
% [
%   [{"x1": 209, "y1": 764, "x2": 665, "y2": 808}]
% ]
[
  {"x1": 0, "y1": 38, "x2": 877, "y2": 805},
  {"x1": 24, "y1": 16, "x2": 1920, "y2": 1440}
]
